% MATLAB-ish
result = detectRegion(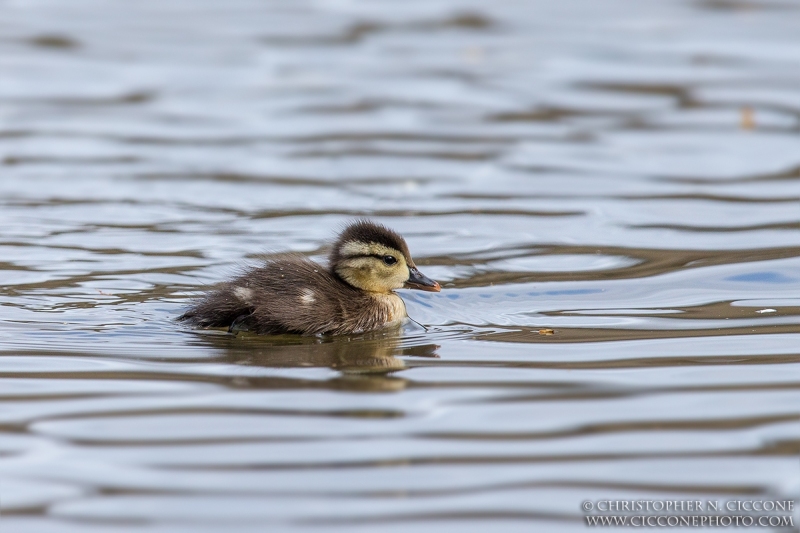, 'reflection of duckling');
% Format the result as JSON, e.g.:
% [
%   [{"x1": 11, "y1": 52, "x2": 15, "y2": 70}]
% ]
[
  {"x1": 217, "y1": 331, "x2": 439, "y2": 376},
  {"x1": 179, "y1": 220, "x2": 440, "y2": 335}
]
